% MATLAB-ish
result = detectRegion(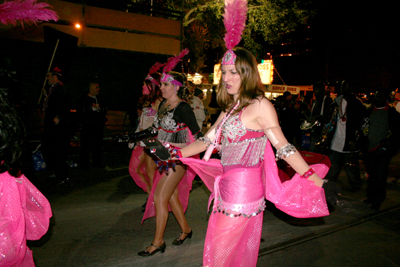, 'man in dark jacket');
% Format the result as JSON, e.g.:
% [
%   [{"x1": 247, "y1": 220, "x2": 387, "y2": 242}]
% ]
[
  {"x1": 78, "y1": 83, "x2": 107, "y2": 169},
  {"x1": 325, "y1": 80, "x2": 365, "y2": 192},
  {"x1": 41, "y1": 69, "x2": 71, "y2": 184},
  {"x1": 359, "y1": 90, "x2": 400, "y2": 210}
]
